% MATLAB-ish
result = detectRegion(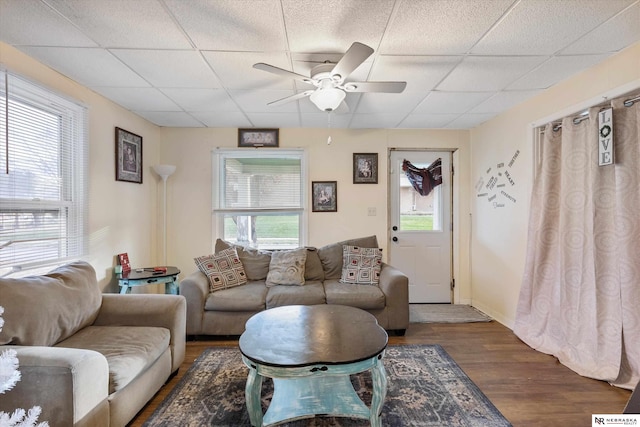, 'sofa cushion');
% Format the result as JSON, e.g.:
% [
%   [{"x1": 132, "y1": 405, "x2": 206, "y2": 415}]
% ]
[
  {"x1": 340, "y1": 245, "x2": 383, "y2": 285},
  {"x1": 317, "y1": 235, "x2": 379, "y2": 280},
  {"x1": 204, "y1": 282, "x2": 267, "y2": 312},
  {"x1": 194, "y1": 248, "x2": 247, "y2": 292},
  {"x1": 0, "y1": 261, "x2": 102, "y2": 346},
  {"x1": 215, "y1": 239, "x2": 271, "y2": 281},
  {"x1": 266, "y1": 248, "x2": 307, "y2": 287},
  {"x1": 266, "y1": 282, "x2": 326, "y2": 308},
  {"x1": 324, "y1": 280, "x2": 386, "y2": 310},
  {"x1": 56, "y1": 325, "x2": 170, "y2": 394},
  {"x1": 304, "y1": 247, "x2": 324, "y2": 281}
]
